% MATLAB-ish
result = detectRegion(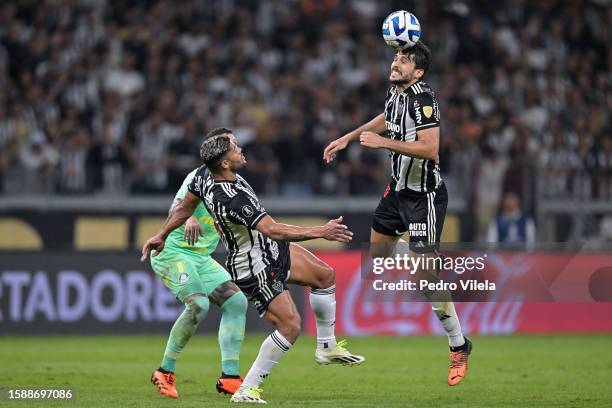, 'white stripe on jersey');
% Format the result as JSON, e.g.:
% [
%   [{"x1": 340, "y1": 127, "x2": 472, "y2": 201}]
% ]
[
  {"x1": 220, "y1": 183, "x2": 237, "y2": 198},
  {"x1": 427, "y1": 192, "x2": 436, "y2": 245}
]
